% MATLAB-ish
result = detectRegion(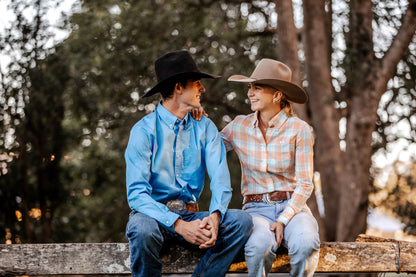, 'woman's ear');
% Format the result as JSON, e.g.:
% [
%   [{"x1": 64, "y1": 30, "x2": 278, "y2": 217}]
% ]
[{"x1": 273, "y1": 90, "x2": 282, "y2": 103}]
